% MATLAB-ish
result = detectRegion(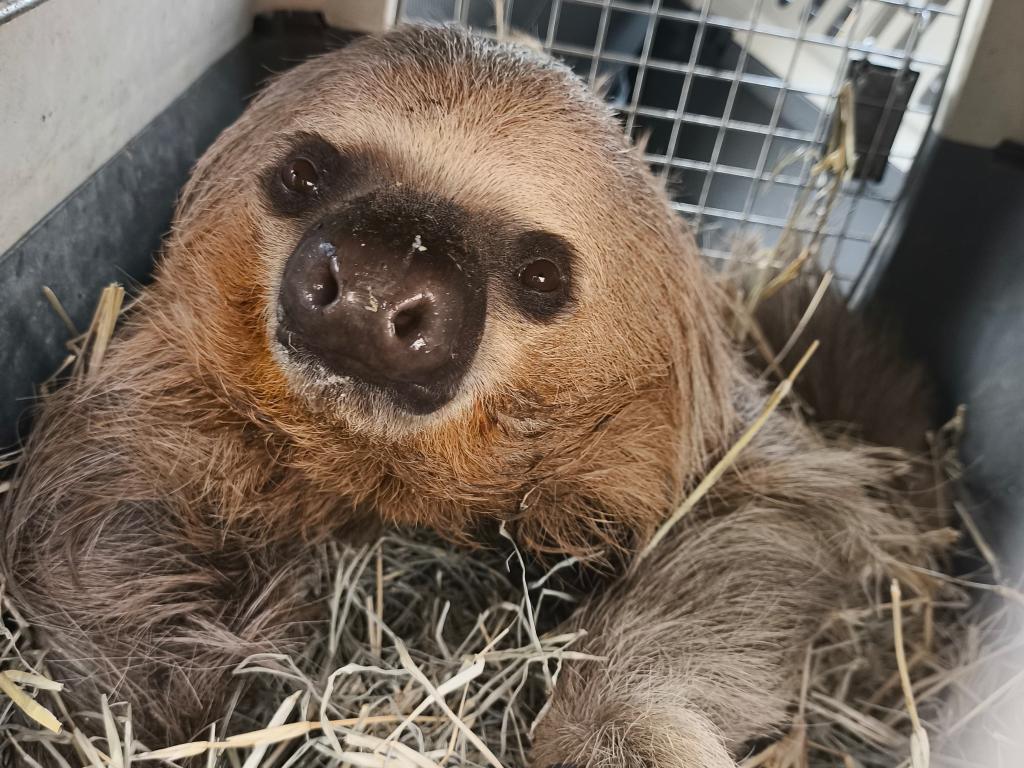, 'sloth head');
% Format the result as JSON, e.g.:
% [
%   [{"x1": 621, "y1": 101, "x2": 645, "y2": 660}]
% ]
[{"x1": 158, "y1": 25, "x2": 738, "y2": 558}]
